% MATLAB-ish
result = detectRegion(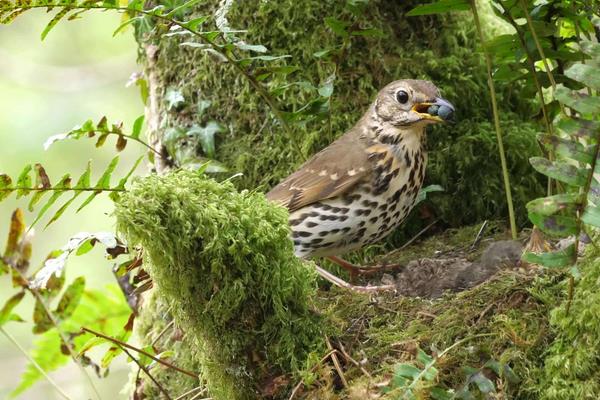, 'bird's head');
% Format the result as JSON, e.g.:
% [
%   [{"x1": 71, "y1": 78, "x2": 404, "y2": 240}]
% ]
[{"x1": 373, "y1": 79, "x2": 454, "y2": 128}]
